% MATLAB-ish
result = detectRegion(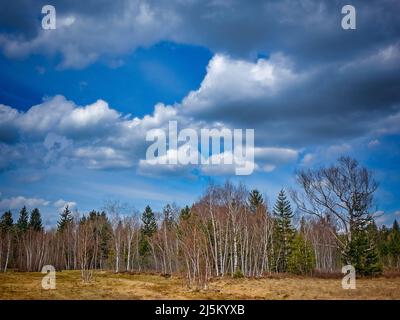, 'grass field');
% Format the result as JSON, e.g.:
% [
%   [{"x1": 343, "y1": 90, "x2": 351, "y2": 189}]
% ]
[{"x1": 1, "y1": 271, "x2": 400, "y2": 300}]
